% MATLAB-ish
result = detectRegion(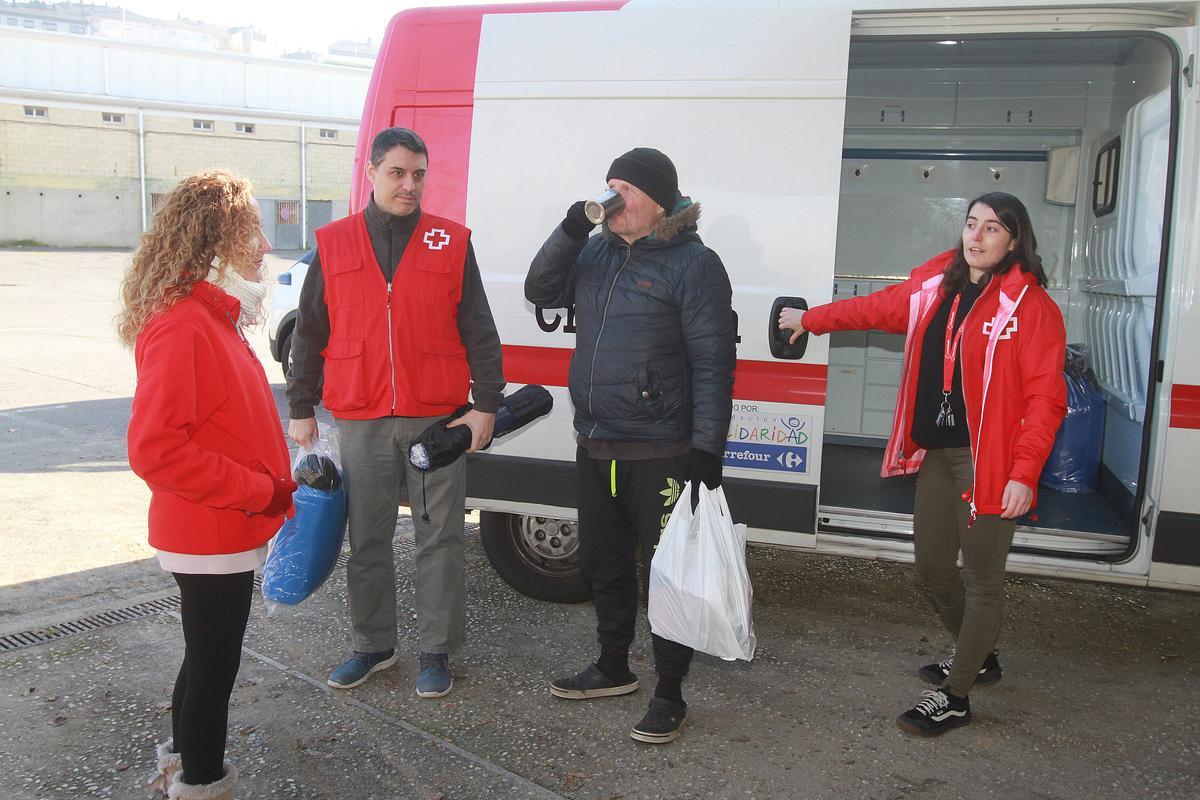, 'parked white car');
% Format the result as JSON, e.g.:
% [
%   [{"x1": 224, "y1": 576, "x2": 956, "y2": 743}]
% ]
[{"x1": 267, "y1": 249, "x2": 314, "y2": 380}]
